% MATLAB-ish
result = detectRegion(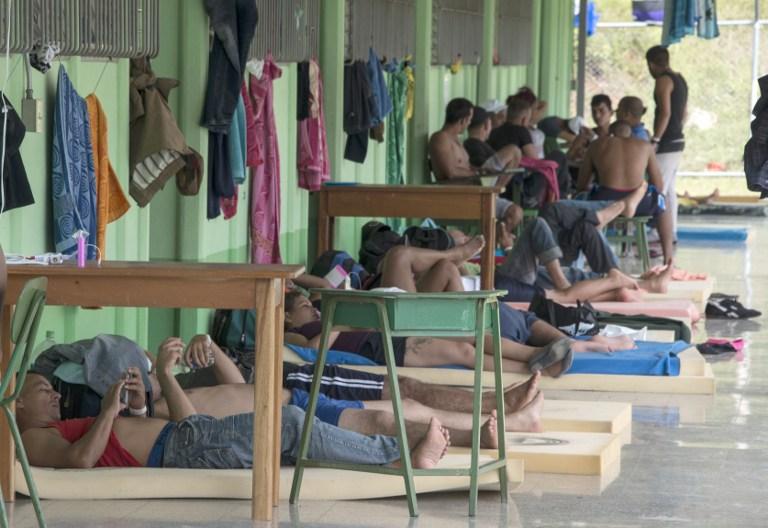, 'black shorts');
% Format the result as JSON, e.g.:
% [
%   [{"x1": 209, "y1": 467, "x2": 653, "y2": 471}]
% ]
[
  {"x1": 358, "y1": 334, "x2": 407, "y2": 366},
  {"x1": 283, "y1": 362, "x2": 386, "y2": 401},
  {"x1": 495, "y1": 272, "x2": 545, "y2": 303}
]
